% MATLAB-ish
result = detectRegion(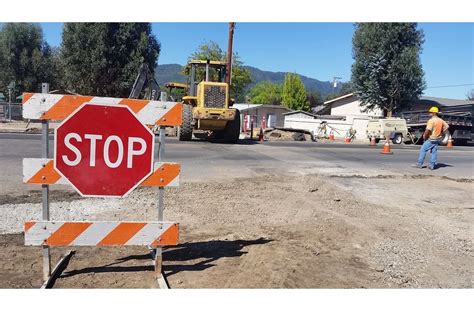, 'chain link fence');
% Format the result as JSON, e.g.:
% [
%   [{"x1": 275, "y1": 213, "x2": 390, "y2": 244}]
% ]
[{"x1": 0, "y1": 102, "x2": 23, "y2": 121}]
